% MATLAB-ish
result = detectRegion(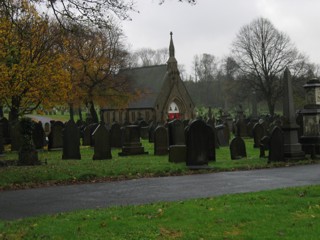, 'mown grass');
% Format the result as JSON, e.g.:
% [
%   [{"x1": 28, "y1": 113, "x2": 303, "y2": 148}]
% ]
[
  {"x1": 0, "y1": 138, "x2": 317, "y2": 191},
  {"x1": 1, "y1": 185, "x2": 320, "y2": 239}
]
